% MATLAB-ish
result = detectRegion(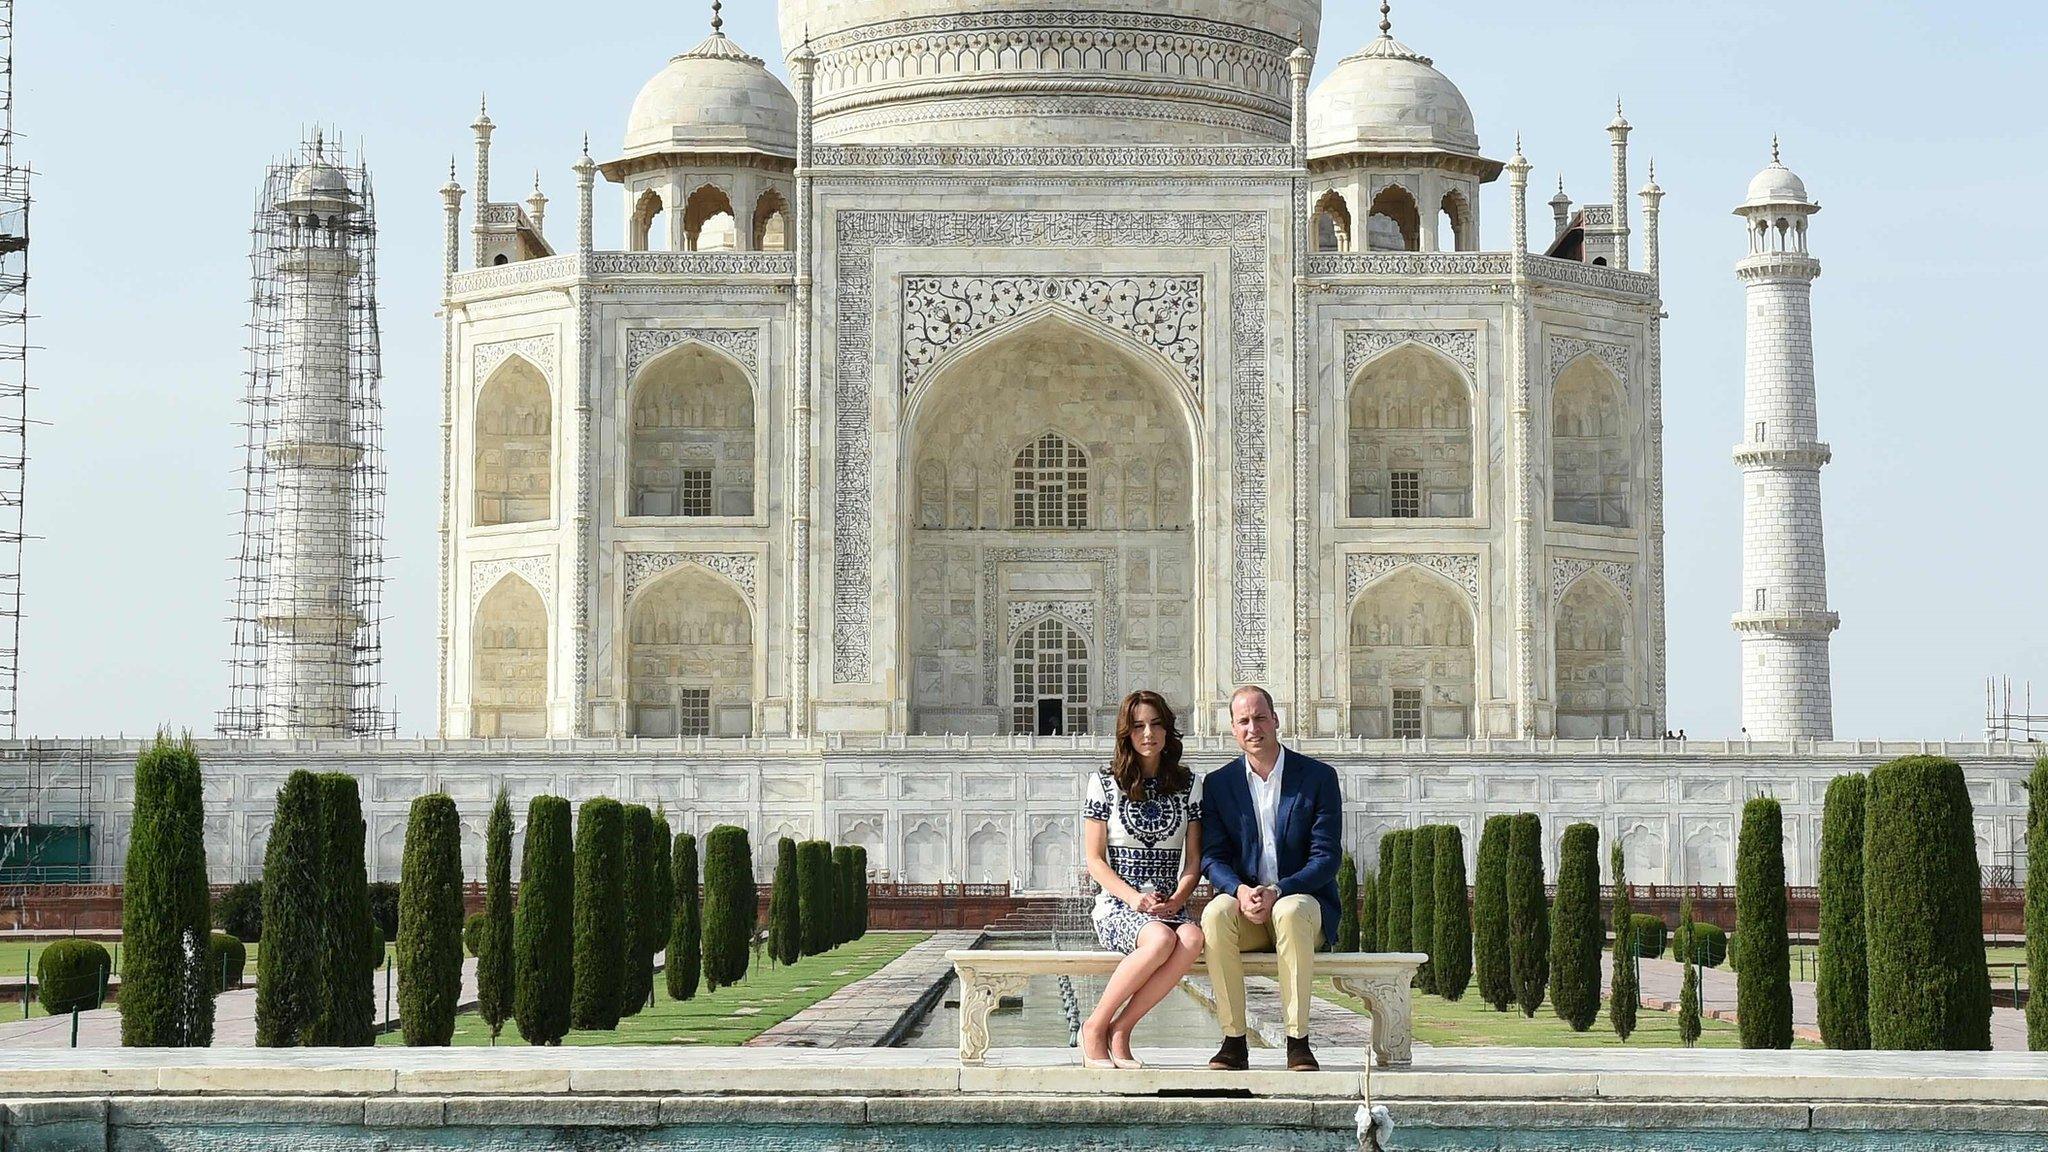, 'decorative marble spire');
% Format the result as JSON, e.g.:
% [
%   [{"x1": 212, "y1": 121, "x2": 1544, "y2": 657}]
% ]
[{"x1": 1379, "y1": 1, "x2": 1393, "y2": 37}]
